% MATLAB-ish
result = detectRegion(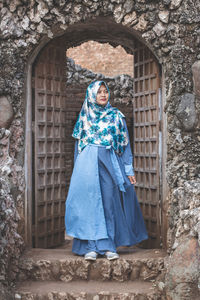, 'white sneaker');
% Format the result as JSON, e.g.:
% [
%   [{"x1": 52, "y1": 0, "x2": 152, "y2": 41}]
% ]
[
  {"x1": 105, "y1": 251, "x2": 119, "y2": 260},
  {"x1": 84, "y1": 251, "x2": 97, "y2": 261}
]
